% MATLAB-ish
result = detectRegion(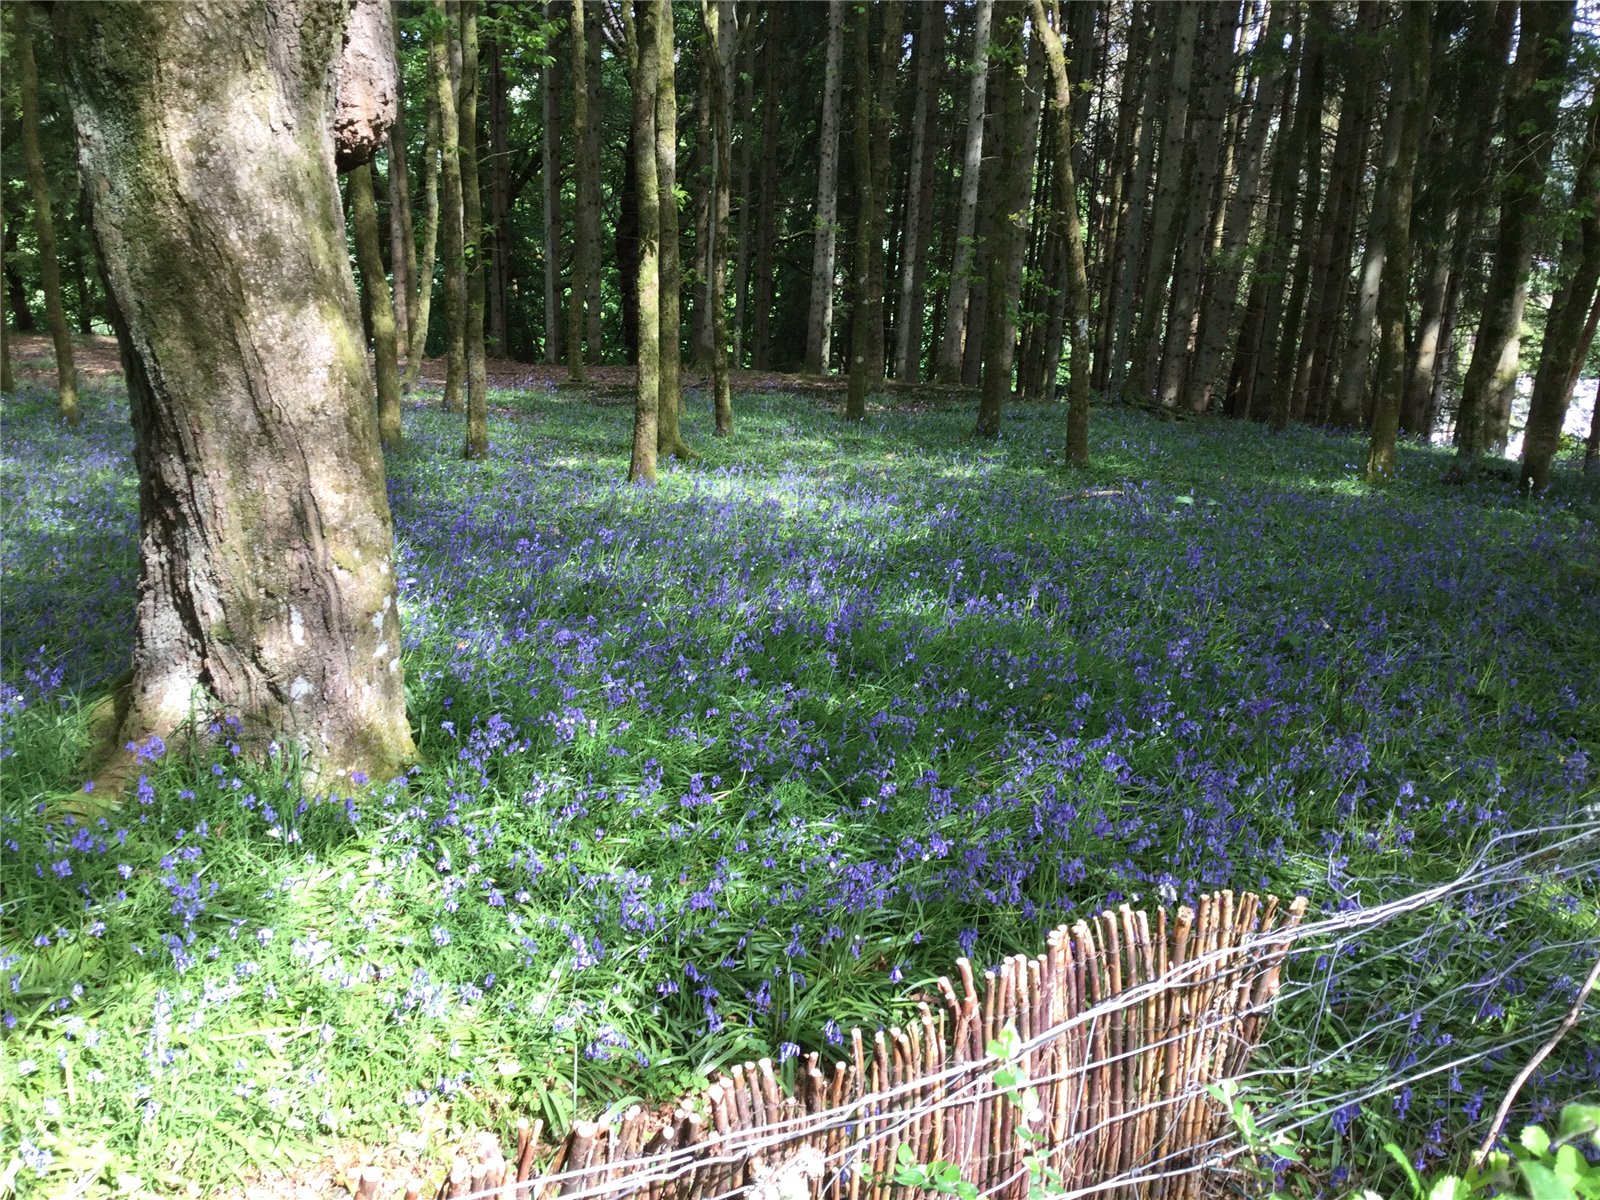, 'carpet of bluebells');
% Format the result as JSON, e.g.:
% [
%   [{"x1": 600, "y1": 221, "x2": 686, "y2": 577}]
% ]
[{"x1": 1, "y1": 378, "x2": 1597, "y2": 1196}]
